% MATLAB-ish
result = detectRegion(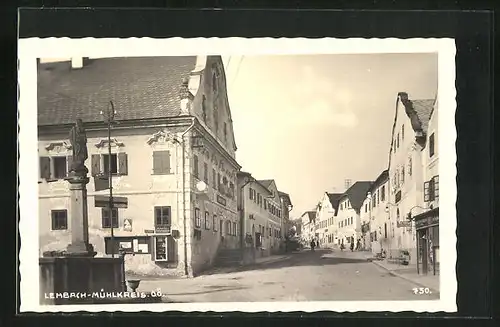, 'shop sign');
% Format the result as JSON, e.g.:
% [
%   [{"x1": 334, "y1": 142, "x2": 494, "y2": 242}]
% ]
[
  {"x1": 397, "y1": 221, "x2": 412, "y2": 228},
  {"x1": 415, "y1": 215, "x2": 439, "y2": 229}
]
